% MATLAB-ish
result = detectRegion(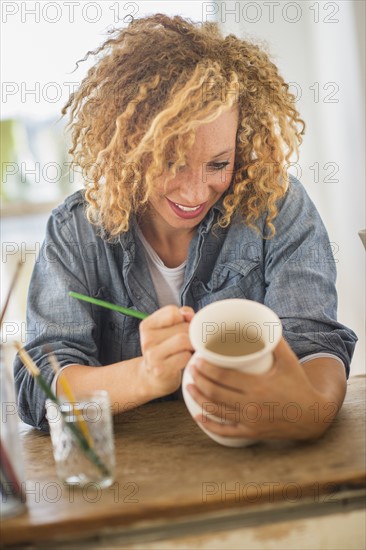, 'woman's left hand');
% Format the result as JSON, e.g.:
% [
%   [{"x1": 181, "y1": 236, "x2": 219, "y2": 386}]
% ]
[{"x1": 187, "y1": 337, "x2": 339, "y2": 440}]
